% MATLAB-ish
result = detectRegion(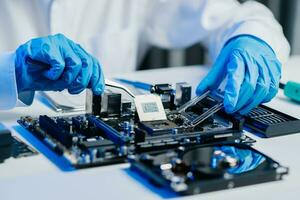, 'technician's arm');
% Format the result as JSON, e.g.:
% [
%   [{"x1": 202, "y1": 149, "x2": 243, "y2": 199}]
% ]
[
  {"x1": 146, "y1": 0, "x2": 289, "y2": 64},
  {"x1": 145, "y1": 0, "x2": 290, "y2": 114},
  {"x1": 0, "y1": 34, "x2": 104, "y2": 110},
  {"x1": 0, "y1": 52, "x2": 19, "y2": 109}
]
